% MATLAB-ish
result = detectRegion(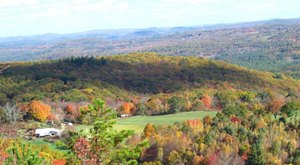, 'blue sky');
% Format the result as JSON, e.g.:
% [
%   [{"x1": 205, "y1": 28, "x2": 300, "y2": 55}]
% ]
[{"x1": 0, "y1": 0, "x2": 299, "y2": 37}]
